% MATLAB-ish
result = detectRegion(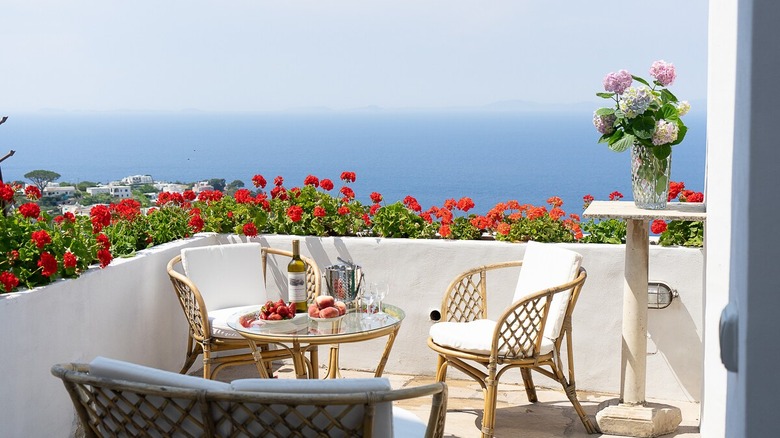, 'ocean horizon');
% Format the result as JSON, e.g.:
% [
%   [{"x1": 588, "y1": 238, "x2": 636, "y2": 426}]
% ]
[{"x1": 0, "y1": 110, "x2": 706, "y2": 214}]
